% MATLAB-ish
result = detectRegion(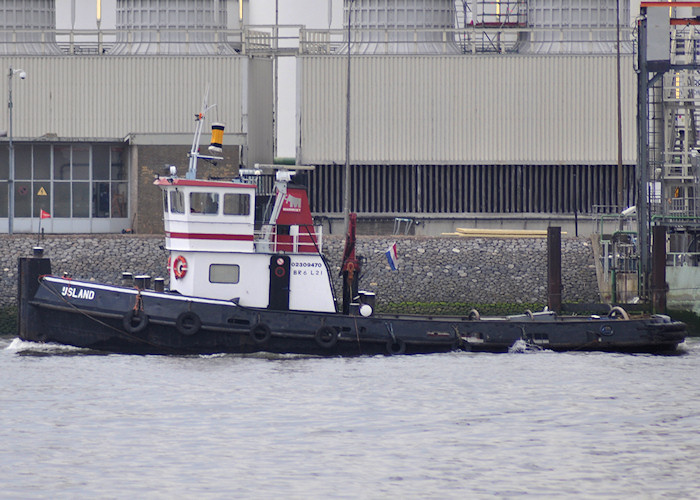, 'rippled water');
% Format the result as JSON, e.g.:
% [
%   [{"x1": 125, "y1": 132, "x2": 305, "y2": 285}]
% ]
[{"x1": 1, "y1": 336, "x2": 699, "y2": 499}]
